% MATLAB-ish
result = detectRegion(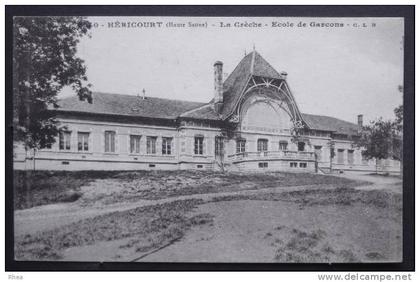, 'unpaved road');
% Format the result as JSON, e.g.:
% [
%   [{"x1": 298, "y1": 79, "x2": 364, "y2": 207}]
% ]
[
  {"x1": 14, "y1": 172, "x2": 402, "y2": 262},
  {"x1": 15, "y1": 184, "x2": 338, "y2": 236}
]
